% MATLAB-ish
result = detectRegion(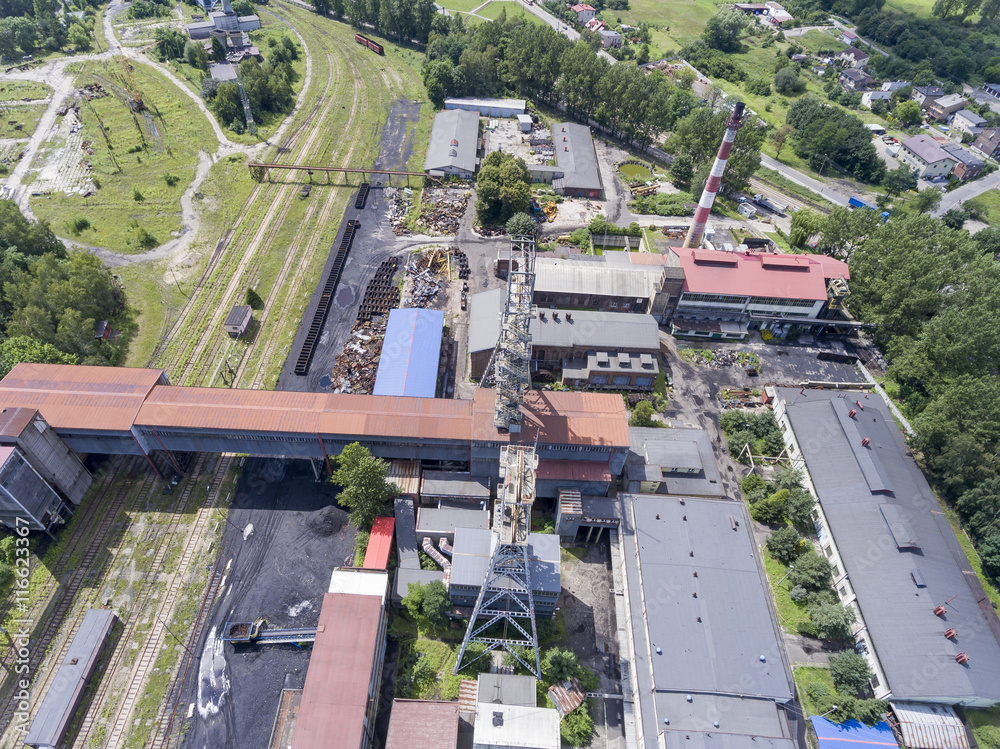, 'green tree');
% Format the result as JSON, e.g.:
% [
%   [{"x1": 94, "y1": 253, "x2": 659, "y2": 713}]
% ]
[
  {"x1": 476, "y1": 151, "x2": 531, "y2": 226},
  {"x1": 774, "y1": 66, "x2": 804, "y2": 95},
  {"x1": 211, "y1": 35, "x2": 227, "y2": 62},
  {"x1": 629, "y1": 400, "x2": 661, "y2": 427},
  {"x1": 957, "y1": 479, "x2": 1000, "y2": 540},
  {"x1": 789, "y1": 208, "x2": 822, "y2": 247},
  {"x1": 0, "y1": 336, "x2": 78, "y2": 379},
  {"x1": 788, "y1": 550, "x2": 832, "y2": 591},
  {"x1": 68, "y1": 23, "x2": 91, "y2": 51},
  {"x1": 740, "y1": 473, "x2": 768, "y2": 498},
  {"x1": 332, "y1": 443, "x2": 398, "y2": 528},
  {"x1": 895, "y1": 99, "x2": 923, "y2": 126},
  {"x1": 0, "y1": 200, "x2": 64, "y2": 258},
  {"x1": 402, "y1": 583, "x2": 426, "y2": 618},
  {"x1": 830, "y1": 651, "x2": 874, "y2": 694},
  {"x1": 184, "y1": 41, "x2": 209, "y2": 71},
  {"x1": 702, "y1": 6, "x2": 747, "y2": 53},
  {"x1": 808, "y1": 600, "x2": 856, "y2": 641},
  {"x1": 422, "y1": 579, "x2": 451, "y2": 627},
  {"x1": 542, "y1": 647, "x2": 582, "y2": 683},
  {"x1": 766, "y1": 526, "x2": 802, "y2": 565},
  {"x1": 769, "y1": 124, "x2": 792, "y2": 158},
  {"x1": 245, "y1": 287, "x2": 264, "y2": 310},
  {"x1": 785, "y1": 487, "x2": 815, "y2": 530},
  {"x1": 941, "y1": 207, "x2": 966, "y2": 230},
  {"x1": 506, "y1": 212, "x2": 536, "y2": 236},
  {"x1": 980, "y1": 534, "x2": 1000, "y2": 578},
  {"x1": 561, "y1": 705, "x2": 595, "y2": 747},
  {"x1": 750, "y1": 488, "x2": 789, "y2": 525},
  {"x1": 884, "y1": 164, "x2": 917, "y2": 197},
  {"x1": 669, "y1": 153, "x2": 694, "y2": 187},
  {"x1": 912, "y1": 187, "x2": 943, "y2": 213}
]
